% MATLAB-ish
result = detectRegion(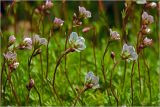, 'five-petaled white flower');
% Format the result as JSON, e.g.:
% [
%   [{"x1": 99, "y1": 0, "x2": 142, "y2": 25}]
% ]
[
  {"x1": 109, "y1": 28, "x2": 120, "y2": 40},
  {"x1": 32, "y1": 34, "x2": 48, "y2": 48},
  {"x1": 68, "y1": 32, "x2": 86, "y2": 52},
  {"x1": 85, "y1": 71, "x2": 99, "y2": 89},
  {"x1": 53, "y1": 17, "x2": 64, "y2": 27},
  {"x1": 142, "y1": 11, "x2": 154, "y2": 25},
  {"x1": 121, "y1": 43, "x2": 138, "y2": 61},
  {"x1": 79, "y1": 6, "x2": 91, "y2": 18}
]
